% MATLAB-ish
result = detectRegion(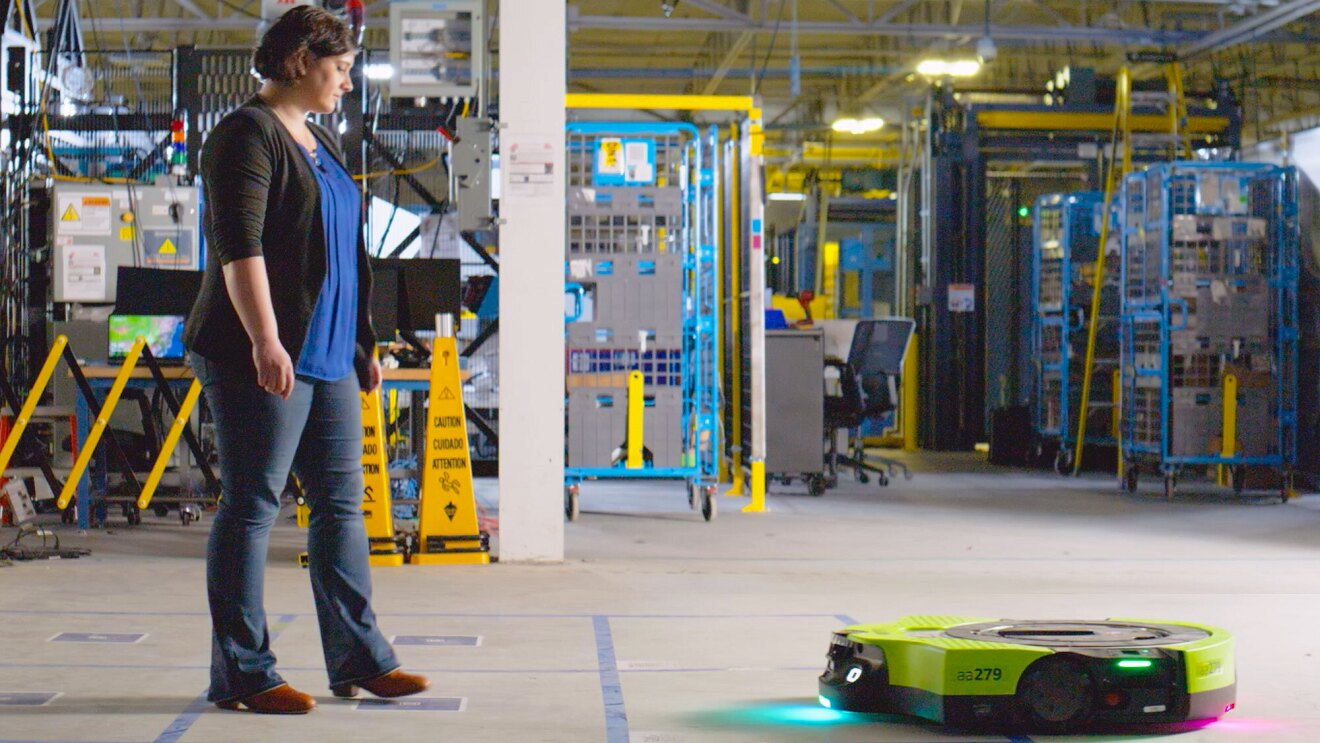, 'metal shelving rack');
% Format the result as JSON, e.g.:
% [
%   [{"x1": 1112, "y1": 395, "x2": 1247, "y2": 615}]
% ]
[
  {"x1": 1031, "y1": 191, "x2": 1119, "y2": 473},
  {"x1": 1119, "y1": 162, "x2": 1299, "y2": 498},
  {"x1": 562, "y1": 122, "x2": 720, "y2": 519}
]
